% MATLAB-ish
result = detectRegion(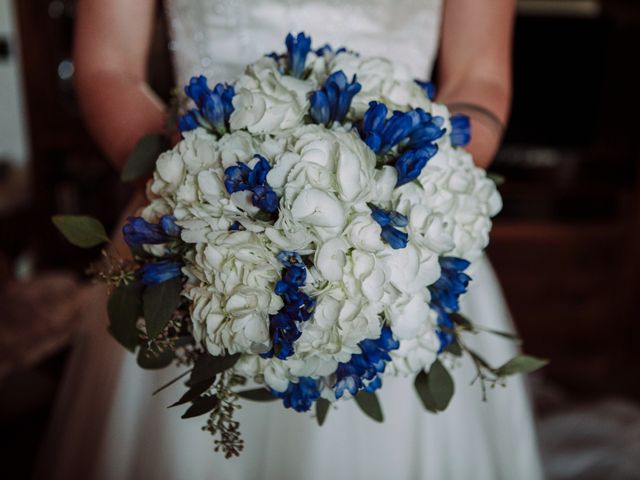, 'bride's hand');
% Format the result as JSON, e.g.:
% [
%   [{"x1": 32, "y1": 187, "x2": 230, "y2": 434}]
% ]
[
  {"x1": 436, "y1": 0, "x2": 516, "y2": 169},
  {"x1": 74, "y1": 0, "x2": 165, "y2": 171}
]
